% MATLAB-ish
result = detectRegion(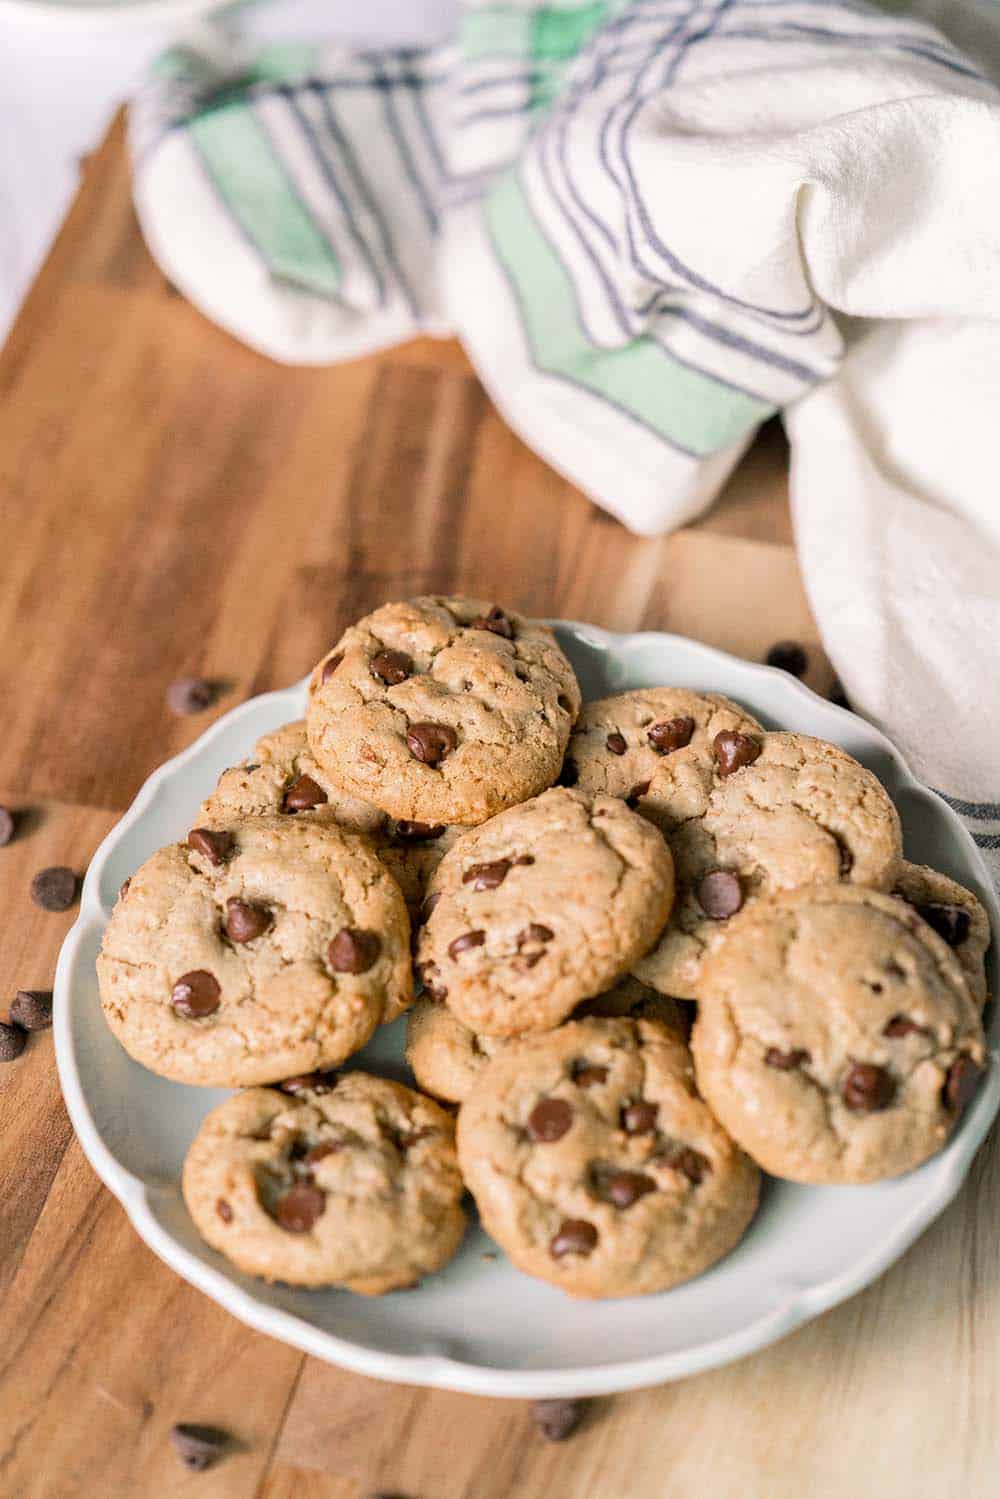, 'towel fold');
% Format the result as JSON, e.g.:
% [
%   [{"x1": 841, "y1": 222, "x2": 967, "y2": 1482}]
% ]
[{"x1": 129, "y1": 0, "x2": 1000, "y2": 894}]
